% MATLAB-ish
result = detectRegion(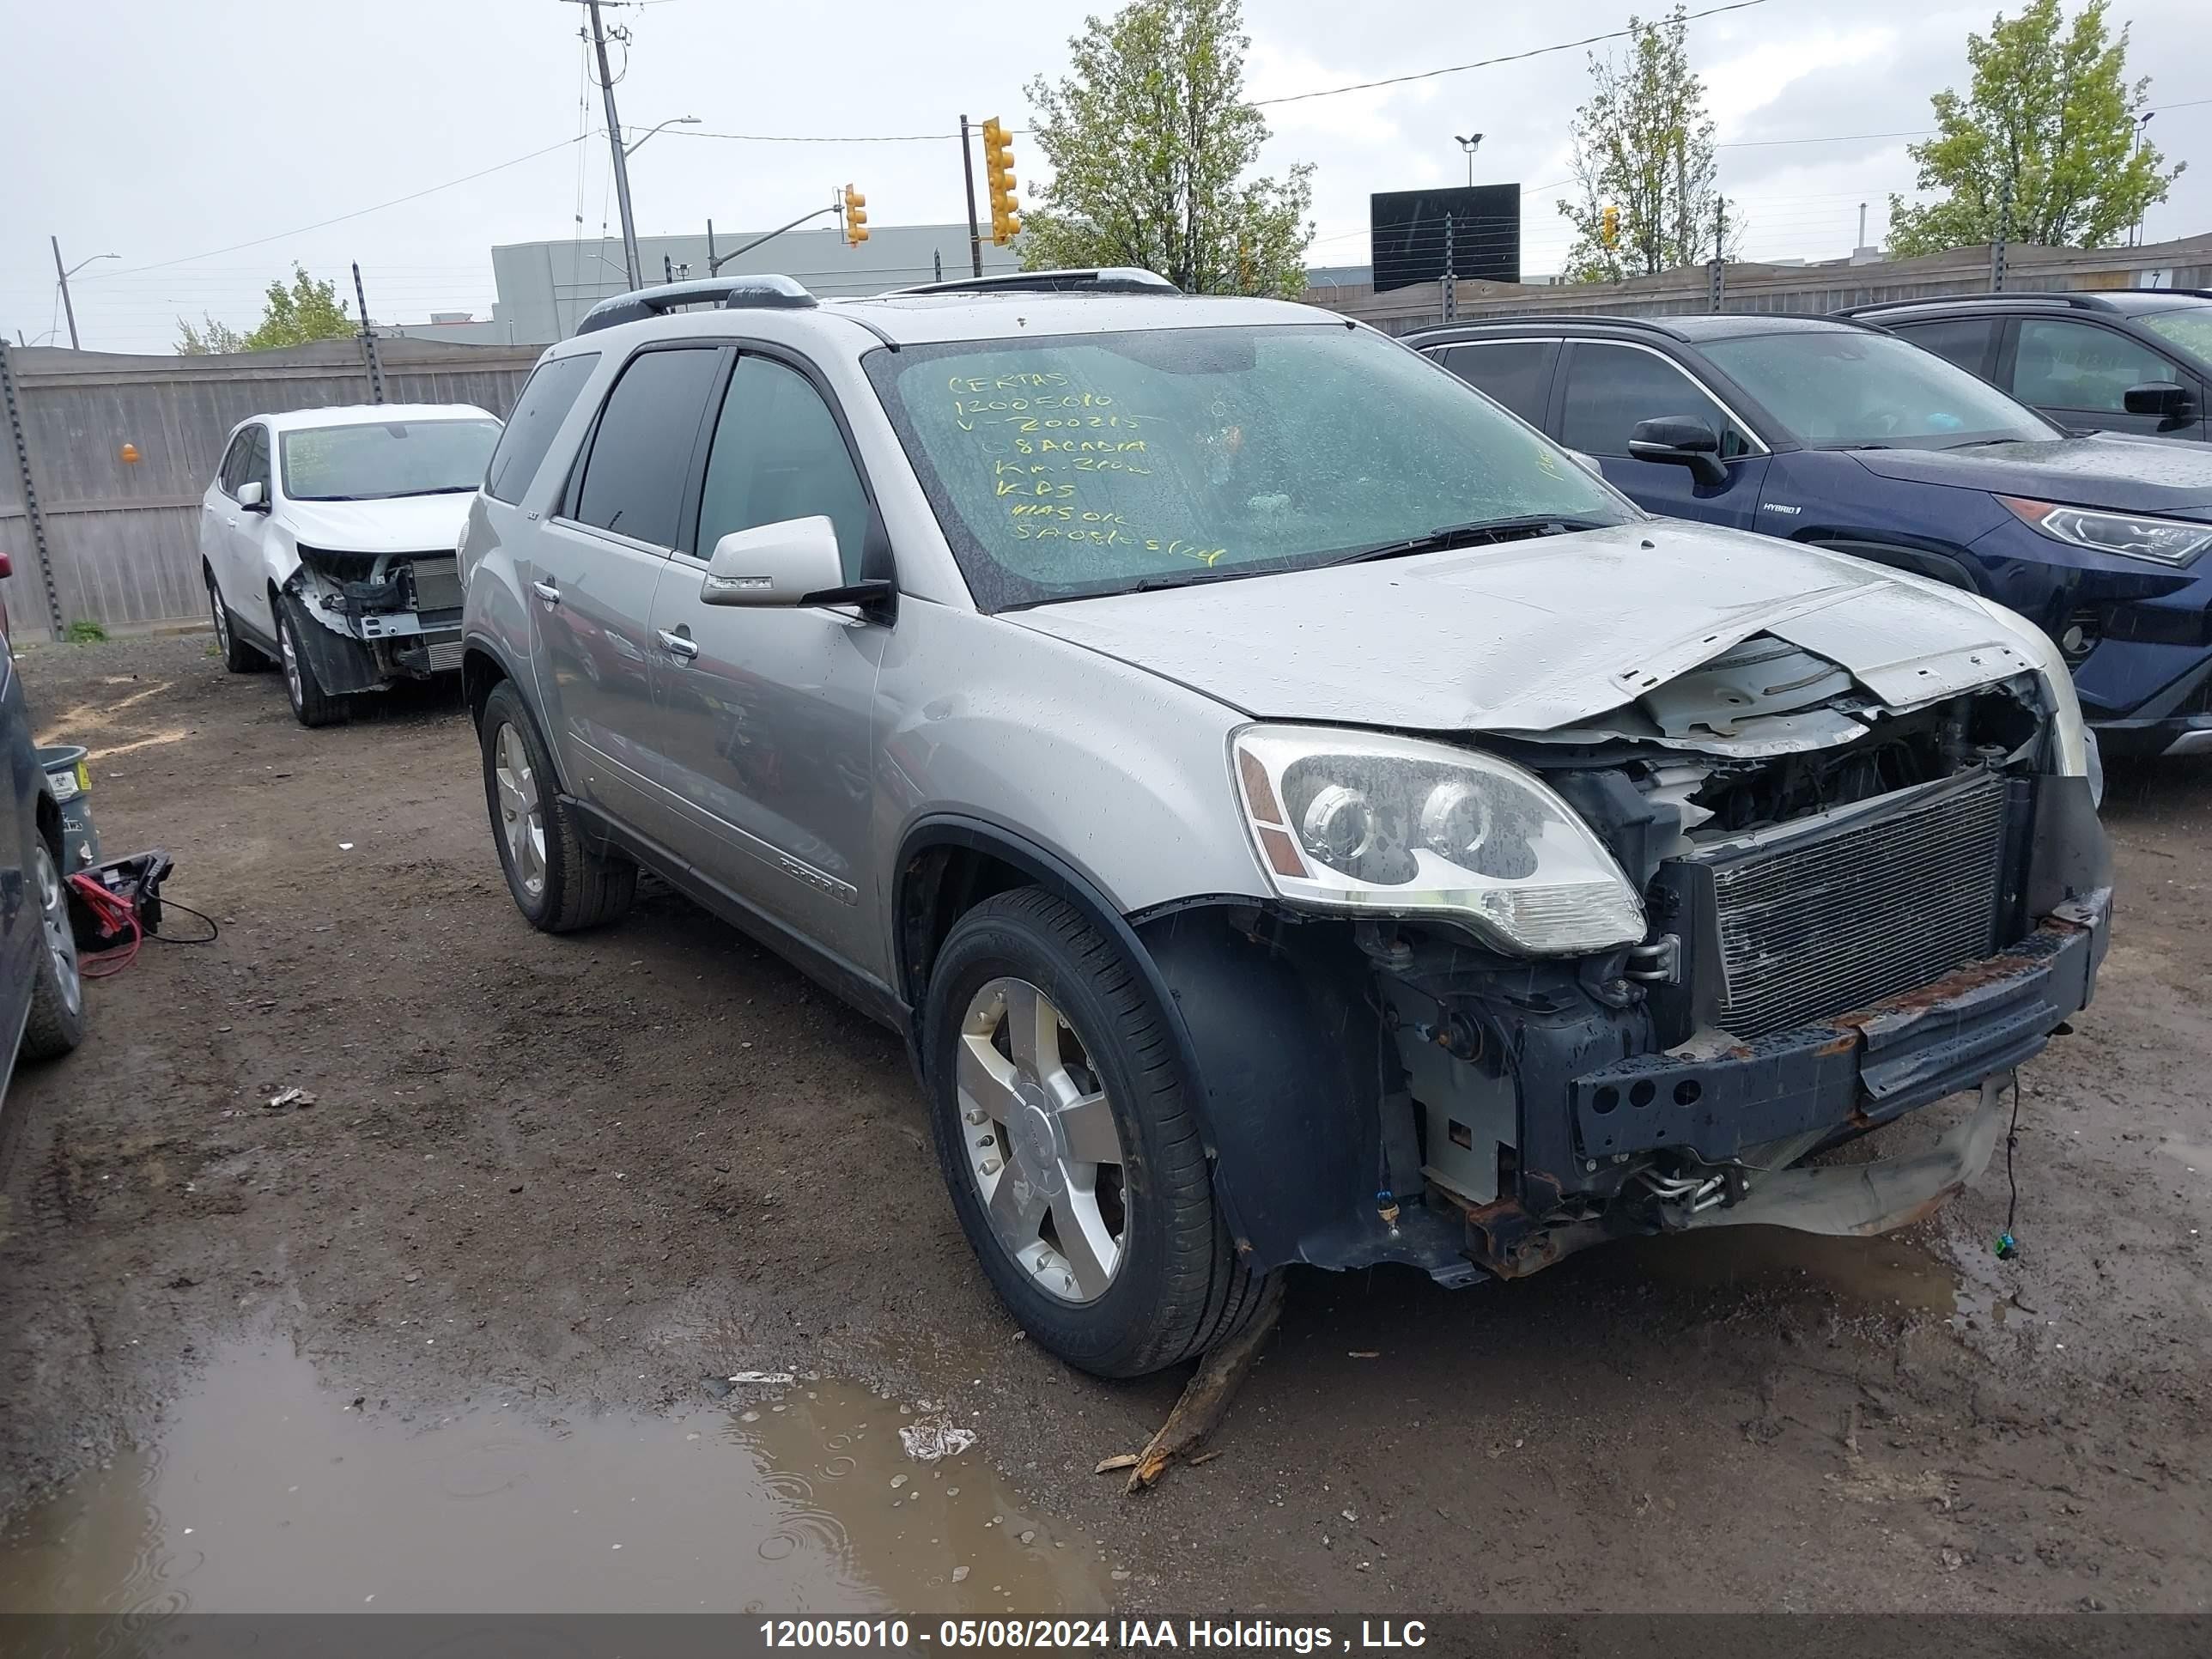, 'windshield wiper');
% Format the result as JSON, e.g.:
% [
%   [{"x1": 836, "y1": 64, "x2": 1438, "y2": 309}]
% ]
[{"x1": 1325, "y1": 514, "x2": 1612, "y2": 568}]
